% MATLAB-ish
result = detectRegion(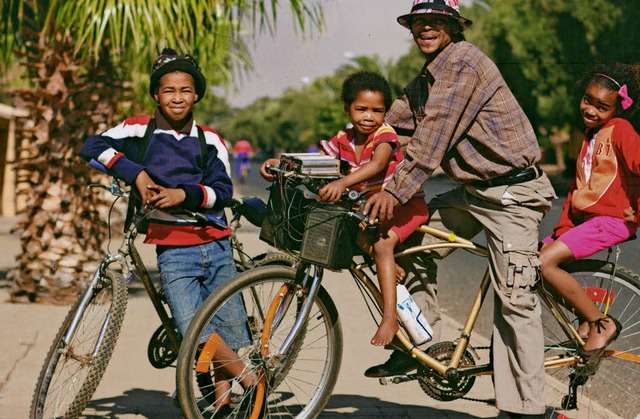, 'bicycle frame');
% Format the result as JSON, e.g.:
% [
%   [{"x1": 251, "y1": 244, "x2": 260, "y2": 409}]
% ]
[{"x1": 272, "y1": 223, "x2": 635, "y2": 385}]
